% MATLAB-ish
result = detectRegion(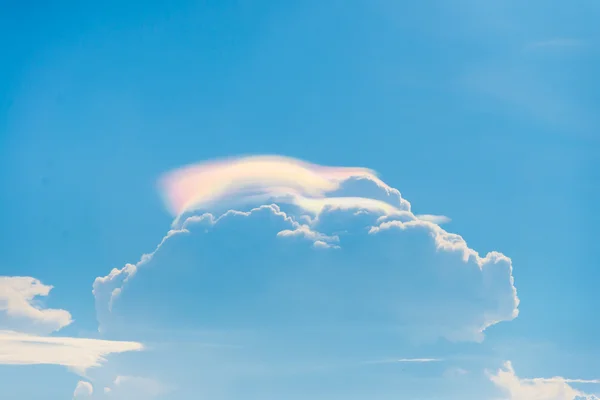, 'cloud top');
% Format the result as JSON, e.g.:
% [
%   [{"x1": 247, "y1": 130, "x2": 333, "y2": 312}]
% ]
[{"x1": 158, "y1": 155, "x2": 409, "y2": 221}]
